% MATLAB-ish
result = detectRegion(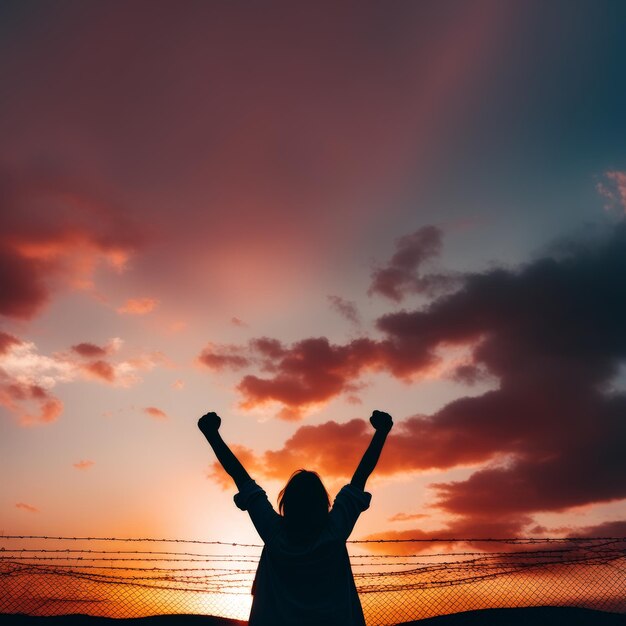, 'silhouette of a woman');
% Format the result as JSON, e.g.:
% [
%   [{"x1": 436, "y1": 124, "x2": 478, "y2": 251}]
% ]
[{"x1": 198, "y1": 409, "x2": 393, "y2": 626}]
